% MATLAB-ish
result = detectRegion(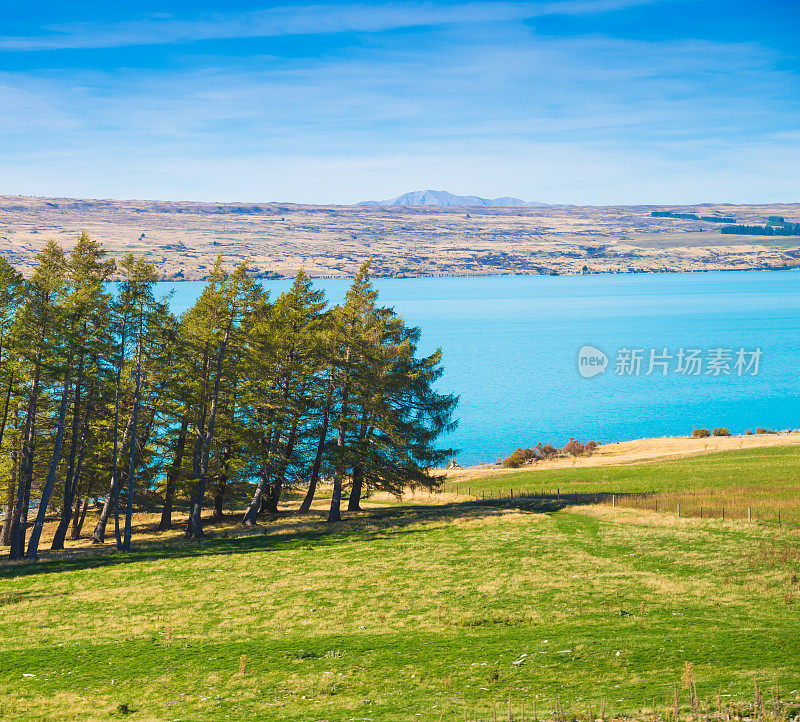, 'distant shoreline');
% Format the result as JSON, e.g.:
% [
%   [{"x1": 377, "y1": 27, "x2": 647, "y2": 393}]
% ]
[{"x1": 149, "y1": 264, "x2": 800, "y2": 283}]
